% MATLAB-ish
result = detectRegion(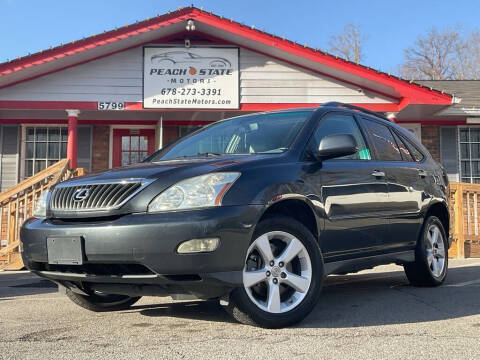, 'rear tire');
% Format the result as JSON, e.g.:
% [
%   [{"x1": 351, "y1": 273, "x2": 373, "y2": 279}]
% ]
[
  {"x1": 226, "y1": 216, "x2": 324, "y2": 328},
  {"x1": 66, "y1": 289, "x2": 141, "y2": 312},
  {"x1": 404, "y1": 216, "x2": 448, "y2": 287}
]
